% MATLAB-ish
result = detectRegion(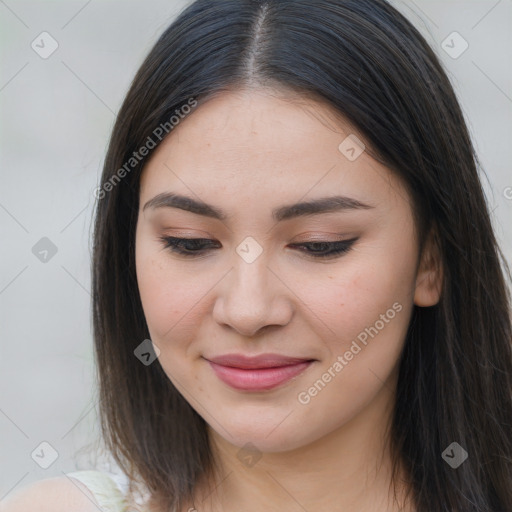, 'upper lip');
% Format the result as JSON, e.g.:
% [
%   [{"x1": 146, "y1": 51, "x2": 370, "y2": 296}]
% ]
[{"x1": 205, "y1": 353, "x2": 314, "y2": 369}]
